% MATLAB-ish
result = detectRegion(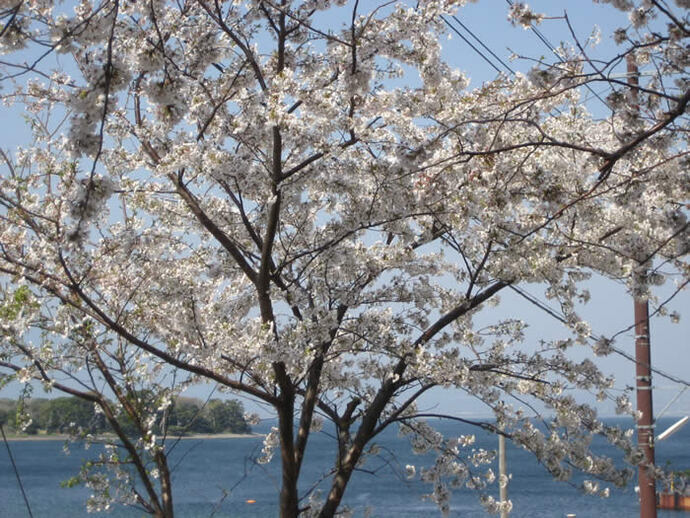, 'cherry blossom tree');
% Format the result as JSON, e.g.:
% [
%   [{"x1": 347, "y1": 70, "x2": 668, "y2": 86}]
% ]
[{"x1": 1, "y1": 0, "x2": 689, "y2": 516}]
